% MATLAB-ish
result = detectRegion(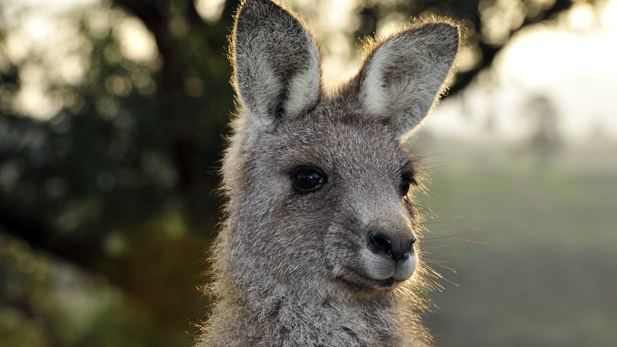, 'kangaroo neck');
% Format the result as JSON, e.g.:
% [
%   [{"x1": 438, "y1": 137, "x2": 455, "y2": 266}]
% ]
[{"x1": 220, "y1": 284, "x2": 406, "y2": 347}]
